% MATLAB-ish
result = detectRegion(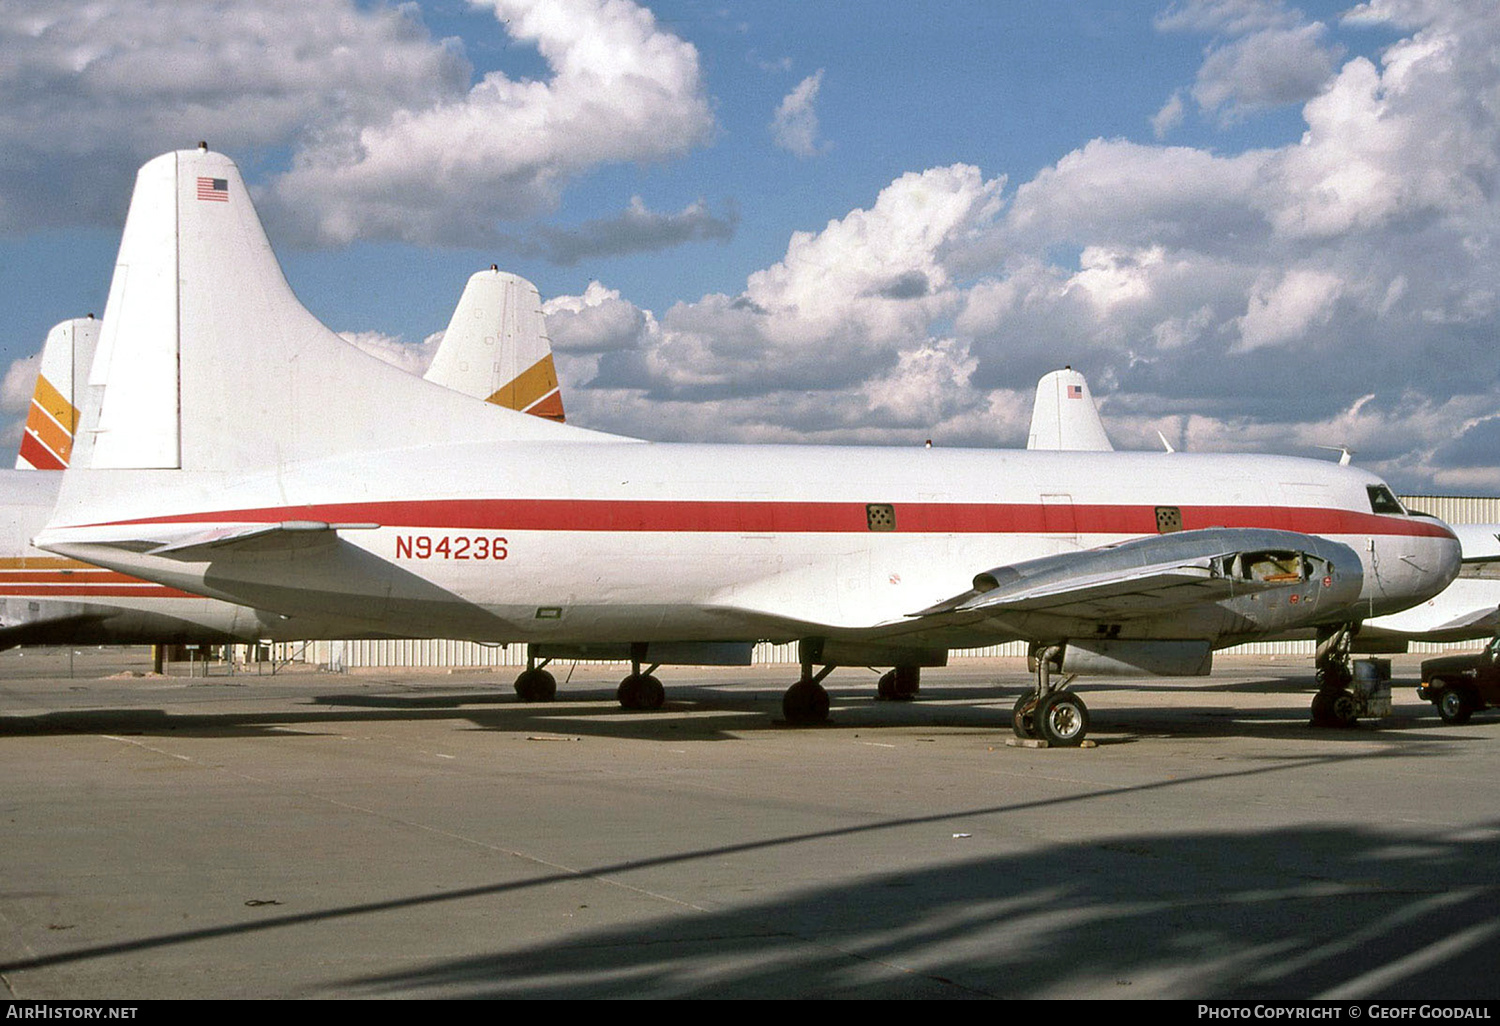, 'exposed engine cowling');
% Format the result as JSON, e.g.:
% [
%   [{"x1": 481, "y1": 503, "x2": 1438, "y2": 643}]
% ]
[
  {"x1": 1060, "y1": 639, "x2": 1213, "y2": 676},
  {"x1": 932, "y1": 527, "x2": 1365, "y2": 646}
]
